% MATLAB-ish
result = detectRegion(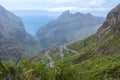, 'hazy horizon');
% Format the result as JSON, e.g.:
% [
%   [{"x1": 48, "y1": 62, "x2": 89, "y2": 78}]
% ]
[{"x1": 0, "y1": 0, "x2": 120, "y2": 35}]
